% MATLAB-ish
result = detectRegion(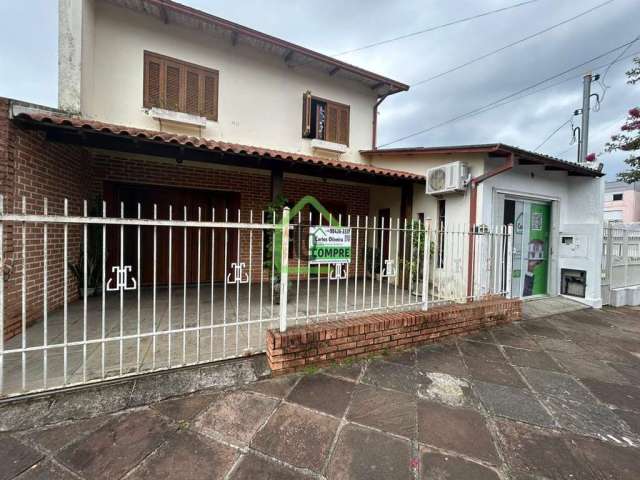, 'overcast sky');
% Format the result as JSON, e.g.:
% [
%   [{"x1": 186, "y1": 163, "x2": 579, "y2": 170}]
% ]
[{"x1": 0, "y1": 0, "x2": 638, "y2": 179}]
